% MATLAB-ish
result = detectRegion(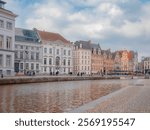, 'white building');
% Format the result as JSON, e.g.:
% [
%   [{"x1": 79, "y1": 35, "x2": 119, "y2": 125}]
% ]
[
  {"x1": 37, "y1": 30, "x2": 73, "y2": 74},
  {"x1": 0, "y1": 1, "x2": 17, "y2": 76},
  {"x1": 74, "y1": 41, "x2": 91, "y2": 75},
  {"x1": 15, "y1": 28, "x2": 42, "y2": 75}
]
